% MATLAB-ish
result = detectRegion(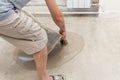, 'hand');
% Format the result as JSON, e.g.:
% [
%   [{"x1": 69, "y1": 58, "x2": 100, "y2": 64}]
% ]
[{"x1": 59, "y1": 29, "x2": 66, "y2": 41}]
